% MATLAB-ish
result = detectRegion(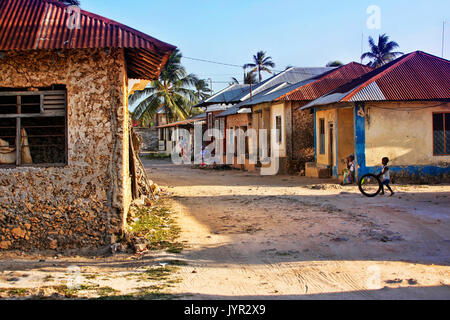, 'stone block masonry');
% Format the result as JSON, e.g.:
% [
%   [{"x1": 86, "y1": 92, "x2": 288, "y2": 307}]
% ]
[{"x1": 0, "y1": 48, "x2": 132, "y2": 251}]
